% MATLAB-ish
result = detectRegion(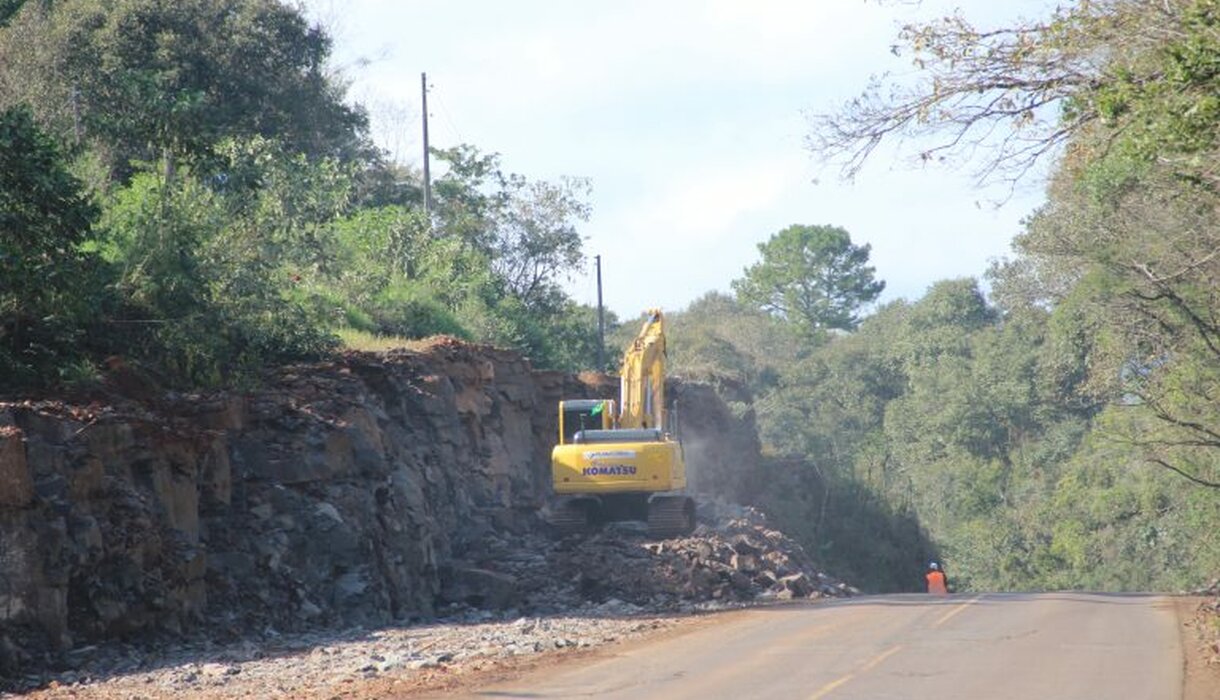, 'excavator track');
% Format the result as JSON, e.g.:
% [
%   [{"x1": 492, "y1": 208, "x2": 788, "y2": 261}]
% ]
[
  {"x1": 647, "y1": 497, "x2": 695, "y2": 538},
  {"x1": 546, "y1": 498, "x2": 594, "y2": 535}
]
